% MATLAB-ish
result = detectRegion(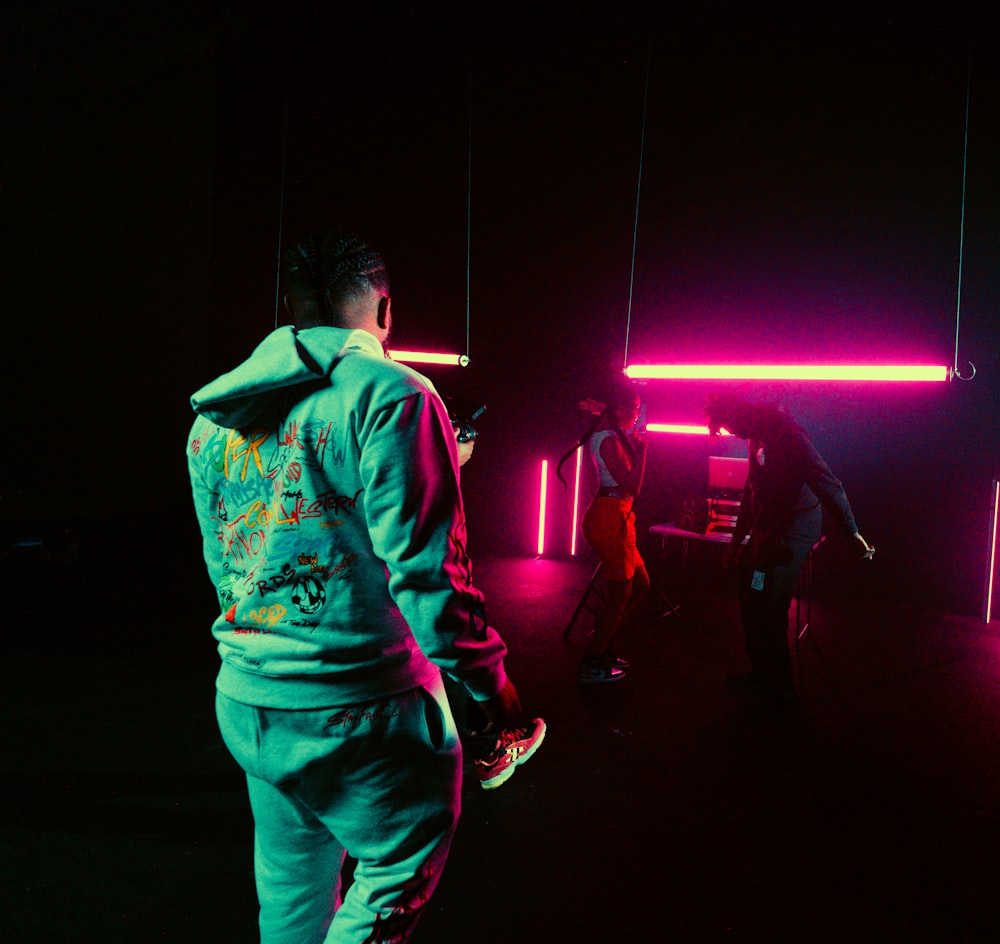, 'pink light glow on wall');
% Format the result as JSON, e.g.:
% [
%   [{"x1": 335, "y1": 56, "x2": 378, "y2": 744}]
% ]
[
  {"x1": 625, "y1": 364, "x2": 950, "y2": 382},
  {"x1": 537, "y1": 459, "x2": 549, "y2": 556},
  {"x1": 389, "y1": 350, "x2": 470, "y2": 366}
]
